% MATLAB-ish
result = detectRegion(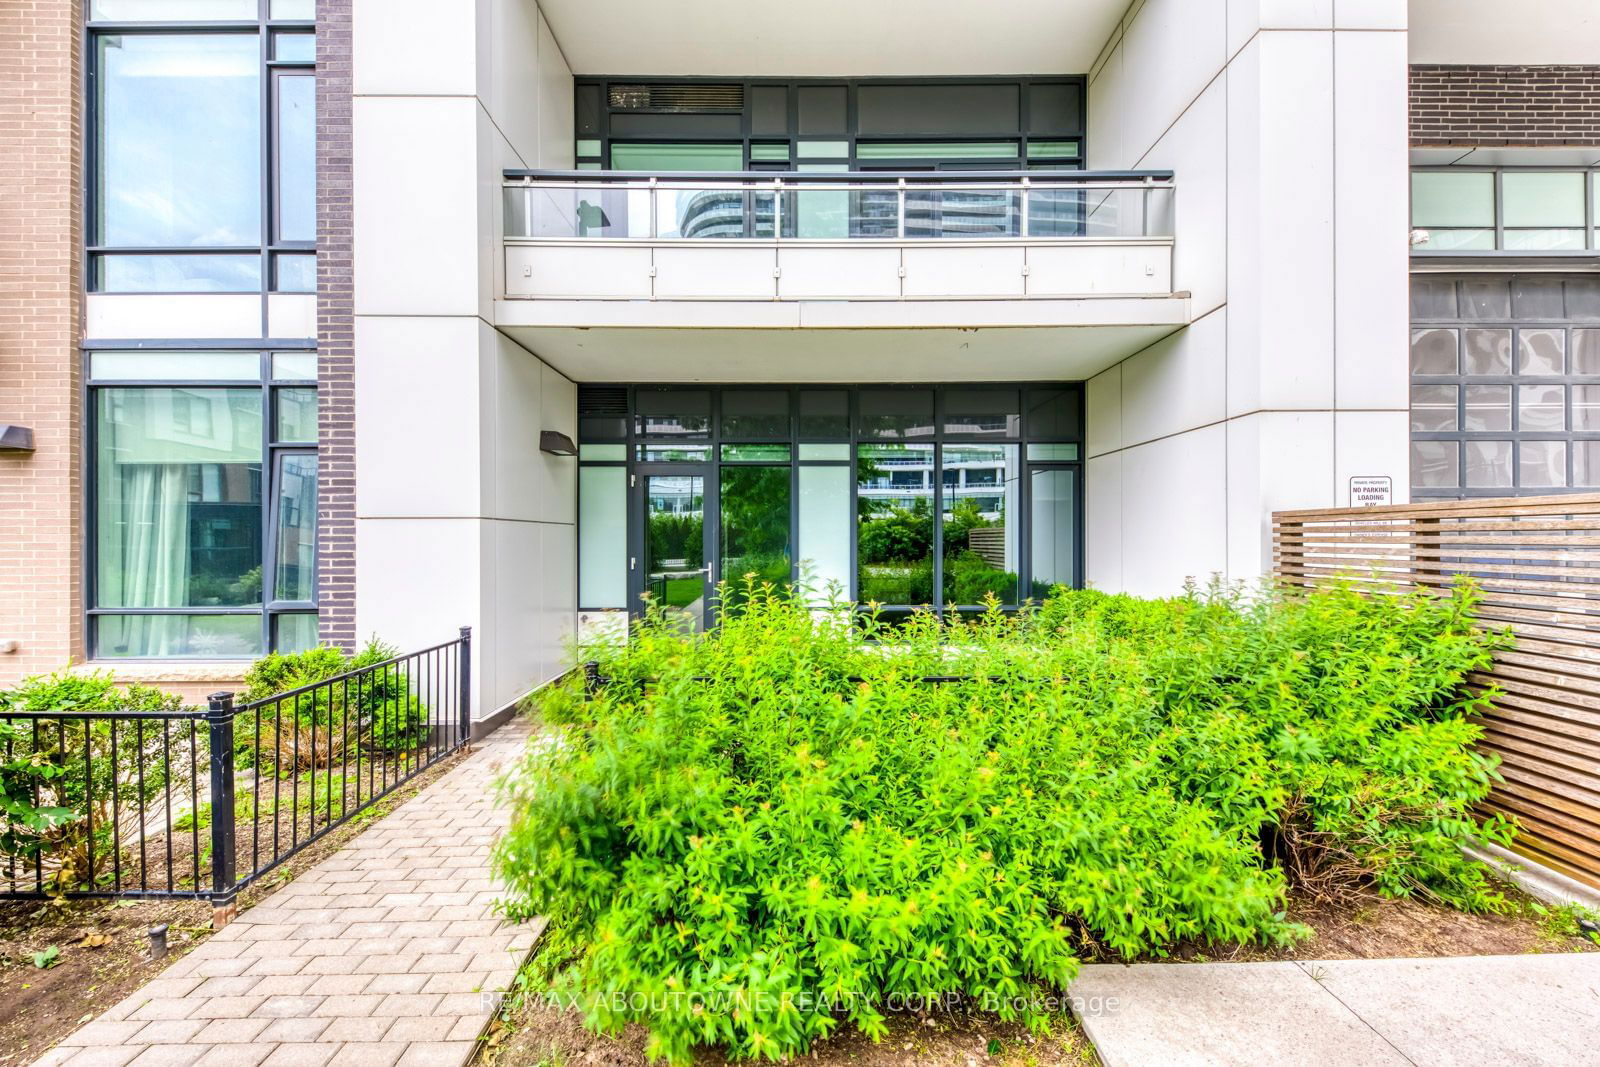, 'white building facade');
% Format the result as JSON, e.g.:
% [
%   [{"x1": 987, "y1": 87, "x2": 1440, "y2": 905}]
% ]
[{"x1": 16, "y1": 0, "x2": 1600, "y2": 724}]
